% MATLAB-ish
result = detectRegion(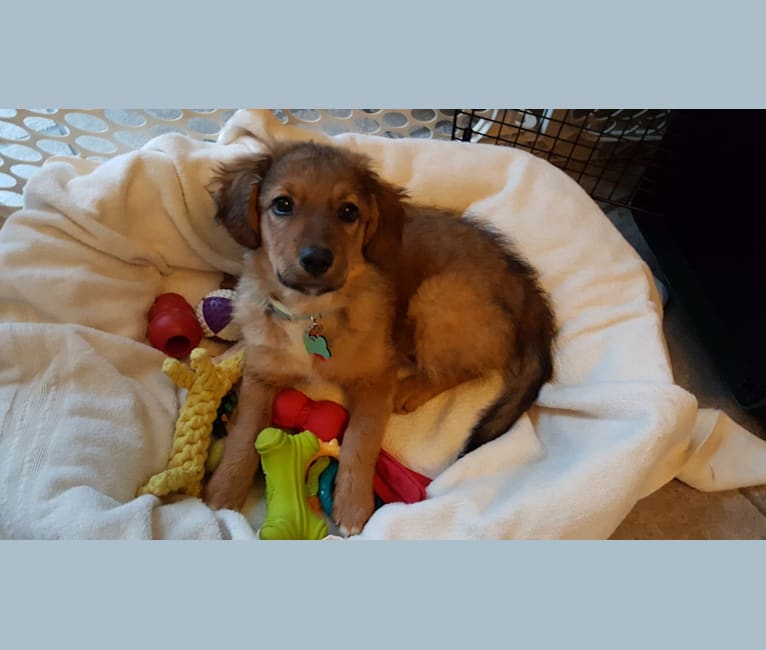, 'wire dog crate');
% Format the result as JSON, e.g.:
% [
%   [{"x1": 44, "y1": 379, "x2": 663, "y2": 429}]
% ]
[
  {"x1": 451, "y1": 109, "x2": 671, "y2": 214},
  {"x1": 1, "y1": 108, "x2": 668, "y2": 221}
]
